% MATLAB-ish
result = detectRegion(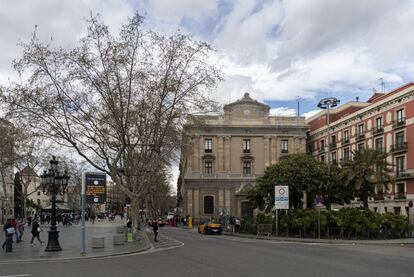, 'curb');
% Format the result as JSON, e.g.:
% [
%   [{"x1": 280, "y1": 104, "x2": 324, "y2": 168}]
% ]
[
  {"x1": 0, "y1": 232, "x2": 152, "y2": 265},
  {"x1": 222, "y1": 232, "x2": 414, "y2": 246}
]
